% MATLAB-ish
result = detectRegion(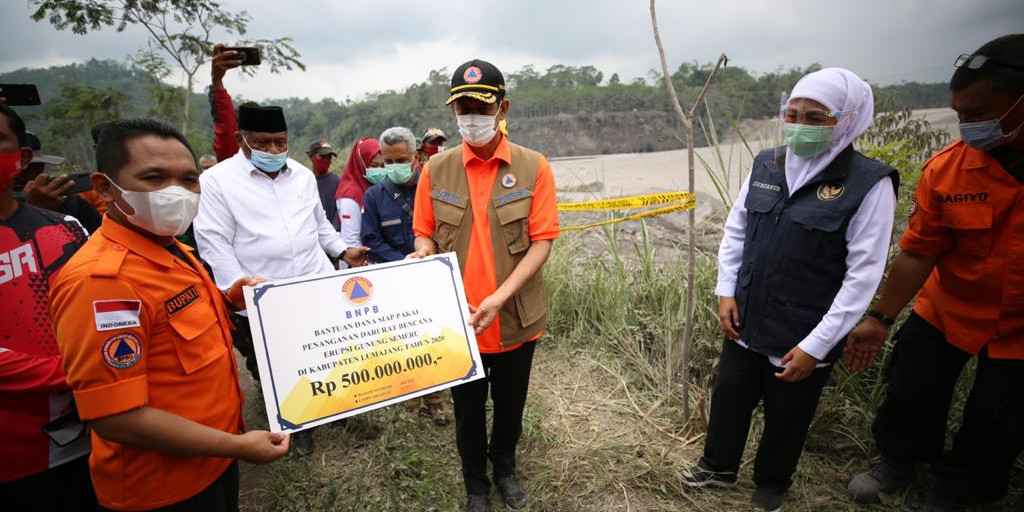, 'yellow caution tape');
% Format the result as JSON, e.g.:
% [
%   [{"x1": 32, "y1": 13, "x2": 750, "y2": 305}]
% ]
[
  {"x1": 559, "y1": 197, "x2": 697, "y2": 232},
  {"x1": 557, "y1": 192, "x2": 695, "y2": 211}
]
